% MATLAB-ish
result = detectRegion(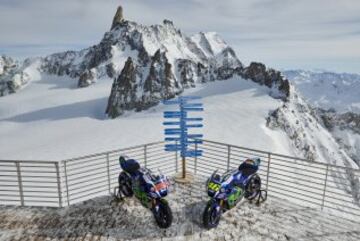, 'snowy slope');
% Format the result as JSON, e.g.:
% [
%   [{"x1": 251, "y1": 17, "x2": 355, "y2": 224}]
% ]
[
  {"x1": 284, "y1": 70, "x2": 360, "y2": 113},
  {"x1": 0, "y1": 75, "x2": 292, "y2": 161},
  {"x1": 283, "y1": 70, "x2": 360, "y2": 168}
]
